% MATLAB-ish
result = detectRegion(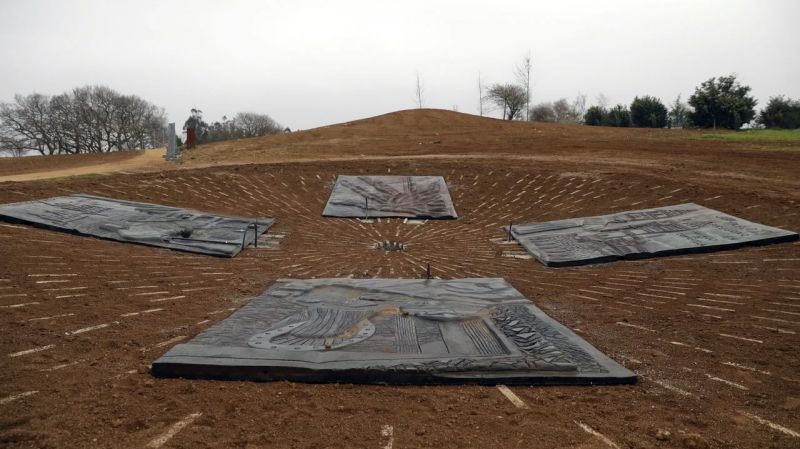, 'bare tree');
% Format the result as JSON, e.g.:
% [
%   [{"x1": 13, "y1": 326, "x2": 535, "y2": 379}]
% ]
[
  {"x1": 0, "y1": 94, "x2": 59, "y2": 155},
  {"x1": 0, "y1": 85, "x2": 166, "y2": 155},
  {"x1": 234, "y1": 112, "x2": 282, "y2": 137},
  {"x1": 414, "y1": 71, "x2": 425, "y2": 109},
  {"x1": 184, "y1": 109, "x2": 283, "y2": 144},
  {"x1": 530, "y1": 102, "x2": 556, "y2": 122},
  {"x1": 552, "y1": 99, "x2": 574, "y2": 123},
  {"x1": 595, "y1": 93, "x2": 610, "y2": 109},
  {"x1": 0, "y1": 125, "x2": 27, "y2": 156},
  {"x1": 572, "y1": 93, "x2": 587, "y2": 119},
  {"x1": 487, "y1": 83, "x2": 527, "y2": 120},
  {"x1": 514, "y1": 51, "x2": 532, "y2": 120},
  {"x1": 668, "y1": 94, "x2": 691, "y2": 128},
  {"x1": 477, "y1": 71, "x2": 484, "y2": 116},
  {"x1": 530, "y1": 95, "x2": 586, "y2": 124}
]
